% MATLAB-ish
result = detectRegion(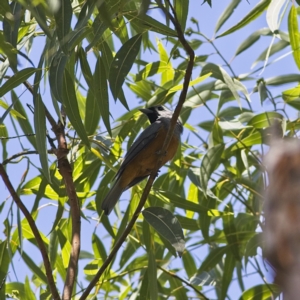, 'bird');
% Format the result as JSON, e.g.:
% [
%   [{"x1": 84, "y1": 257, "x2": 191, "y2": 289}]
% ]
[{"x1": 101, "y1": 105, "x2": 183, "y2": 215}]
